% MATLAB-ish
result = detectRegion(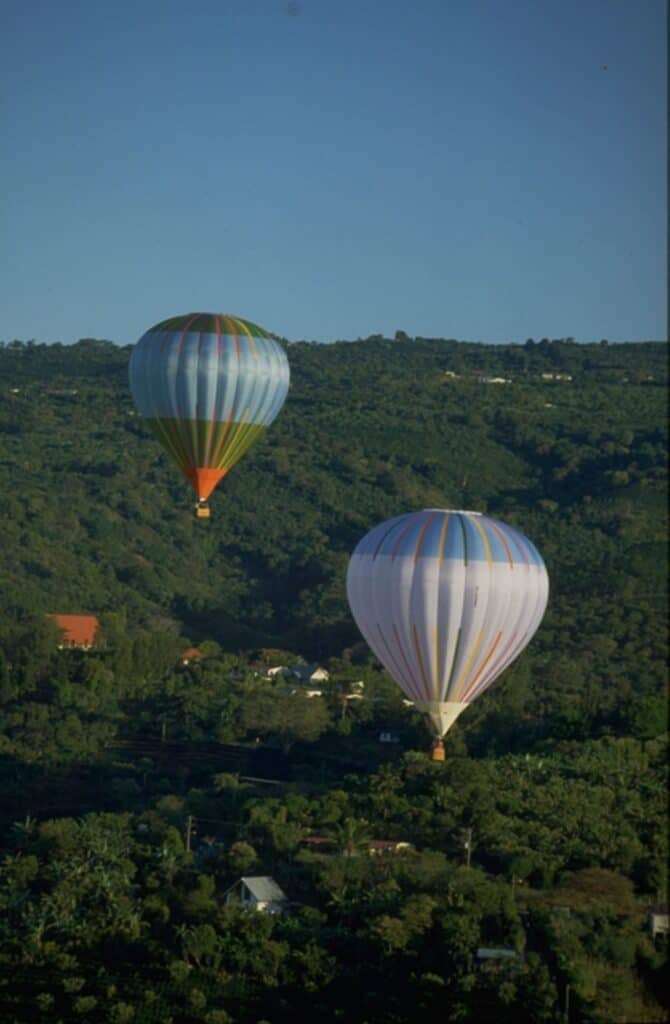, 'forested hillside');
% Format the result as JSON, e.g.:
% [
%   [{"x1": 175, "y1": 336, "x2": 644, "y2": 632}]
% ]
[{"x1": 0, "y1": 335, "x2": 667, "y2": 1023}]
